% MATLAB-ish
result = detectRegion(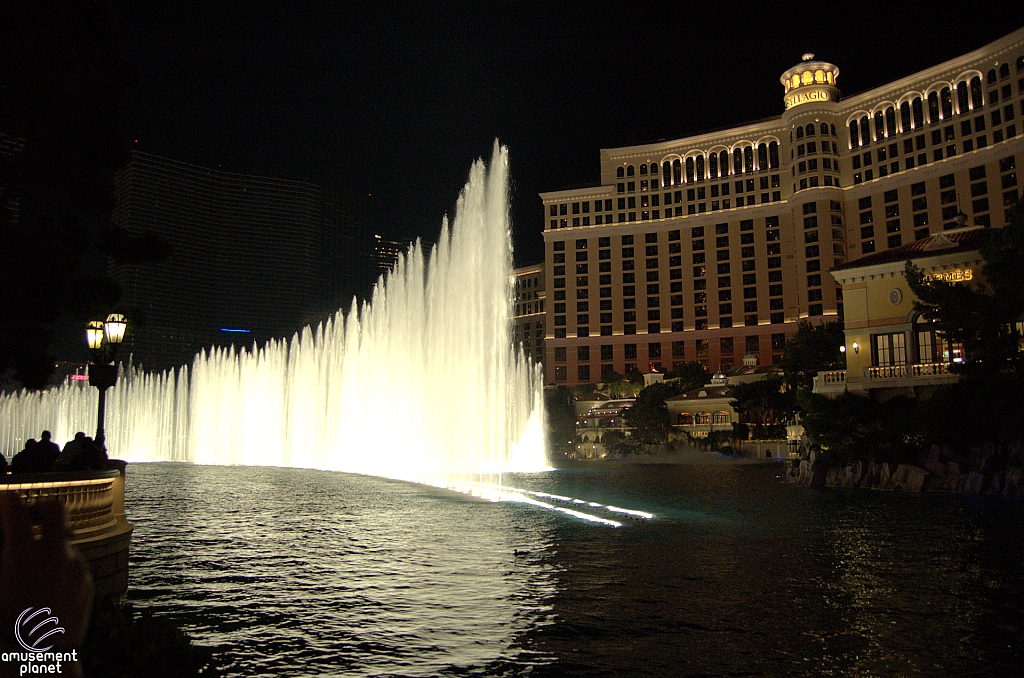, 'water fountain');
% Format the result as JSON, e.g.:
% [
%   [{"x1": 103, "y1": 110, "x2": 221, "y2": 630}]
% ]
[{"x1": 0, "y1": 144, "x2": 549, "y2": 494}]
